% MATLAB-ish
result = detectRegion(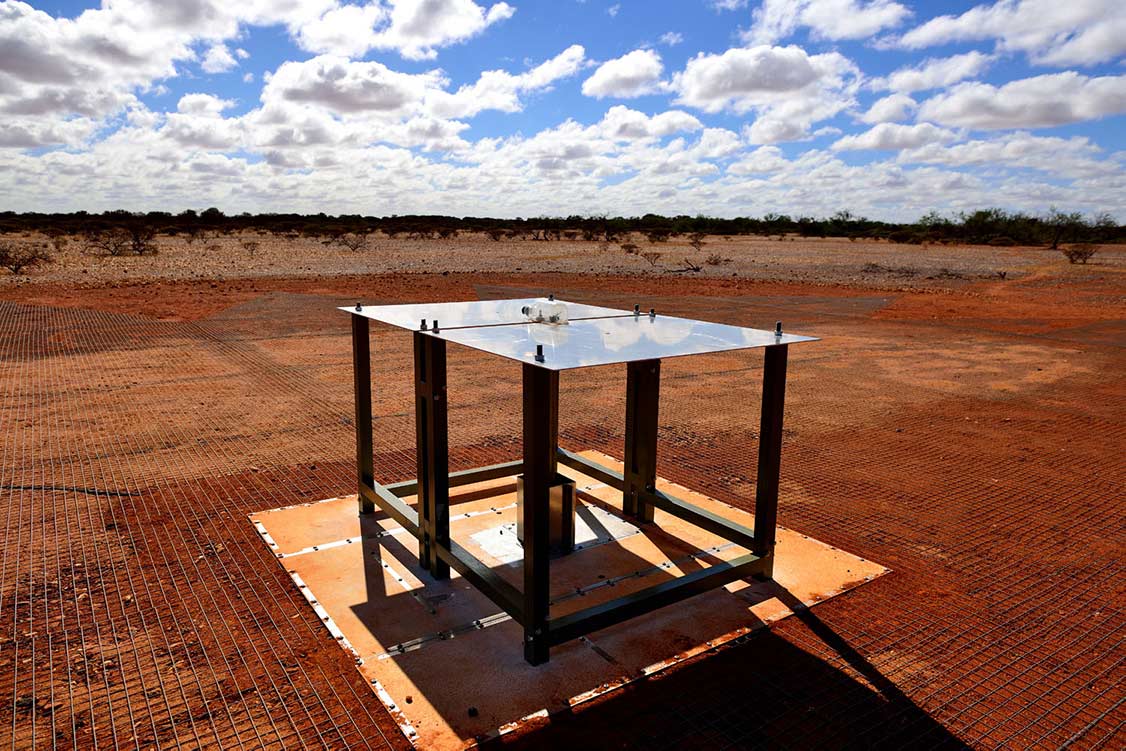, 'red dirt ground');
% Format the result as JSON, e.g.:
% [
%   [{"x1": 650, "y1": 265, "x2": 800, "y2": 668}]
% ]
[{"x1": 1, "y1": 241, "x2": 1123, "y2": 750}]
